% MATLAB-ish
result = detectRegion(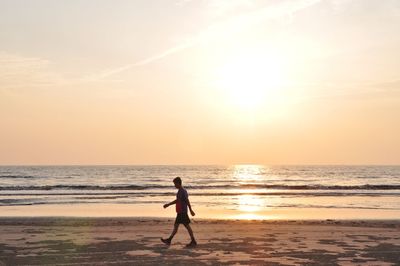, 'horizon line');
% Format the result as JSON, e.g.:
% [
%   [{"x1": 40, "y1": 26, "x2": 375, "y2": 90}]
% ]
[{"x1": 0, "y1": 164, "x2": 399, "y2": 167}]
